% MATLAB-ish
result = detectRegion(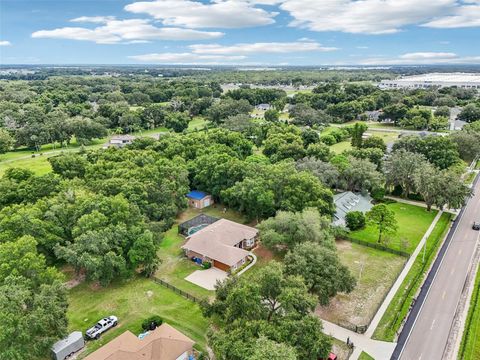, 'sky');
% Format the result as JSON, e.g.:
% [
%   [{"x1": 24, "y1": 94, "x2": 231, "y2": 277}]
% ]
[{"x1": 0, "y1": 0, "x2": 479, "y2": 65}]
